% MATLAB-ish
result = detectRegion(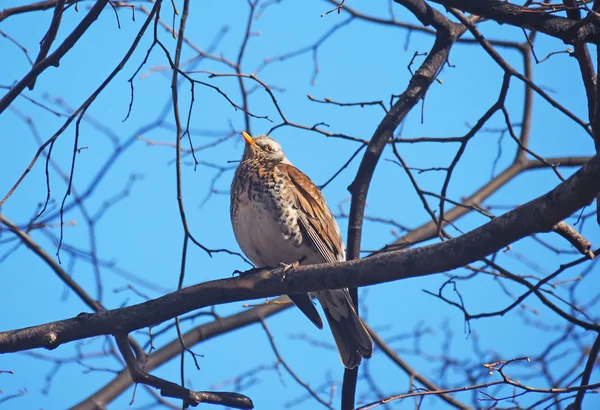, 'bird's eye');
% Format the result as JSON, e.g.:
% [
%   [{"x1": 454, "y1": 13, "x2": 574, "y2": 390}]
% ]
[{"x1": 264, "y1": 145, "x2": 273, "y2": 152}]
